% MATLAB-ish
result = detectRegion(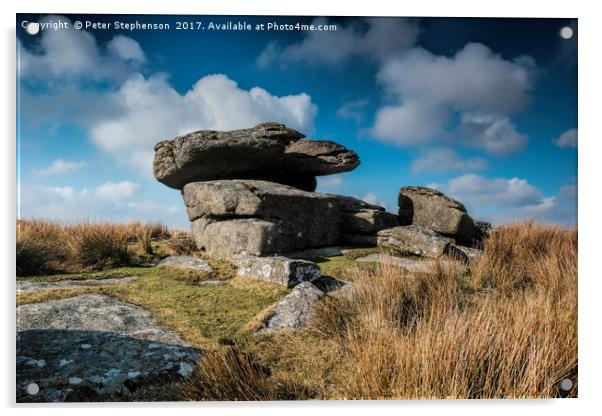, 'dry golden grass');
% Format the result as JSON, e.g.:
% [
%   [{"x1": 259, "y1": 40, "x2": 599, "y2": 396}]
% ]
[
  {"x1": 181, "y1": 349, "x2": 277, "y2": 401},
  {"x1": 16, "y1": 219, "x2": 177, "y2": 275},
  {"x1": 310, "y1": 222, "x2": 577, "y2": 399},
  {"x1": 16, "y1": 219, "x2": 69, "y2": 275}
]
